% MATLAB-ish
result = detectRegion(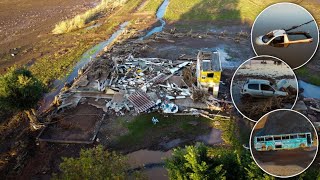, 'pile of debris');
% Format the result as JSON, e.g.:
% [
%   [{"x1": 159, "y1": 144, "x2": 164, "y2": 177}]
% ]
[{"x1": 52, "y1": 53, "x2": 229, "y2": 117}]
